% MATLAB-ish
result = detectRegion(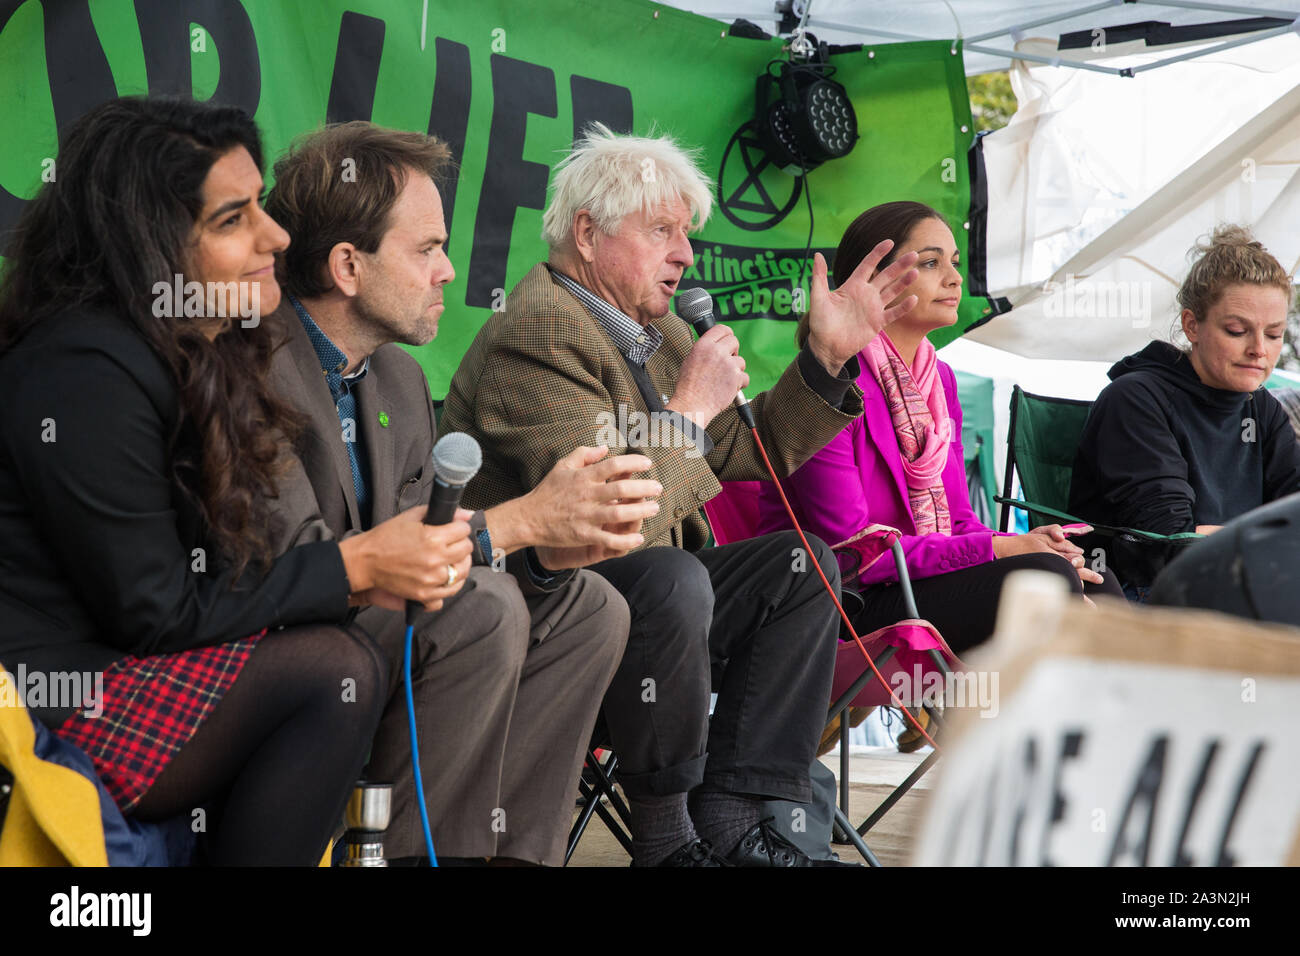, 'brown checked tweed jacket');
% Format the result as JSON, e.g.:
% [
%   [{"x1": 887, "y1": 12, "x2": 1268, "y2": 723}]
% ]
[{"x1": 440, "y1": 262, "x2": 864, "y2": 552}]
